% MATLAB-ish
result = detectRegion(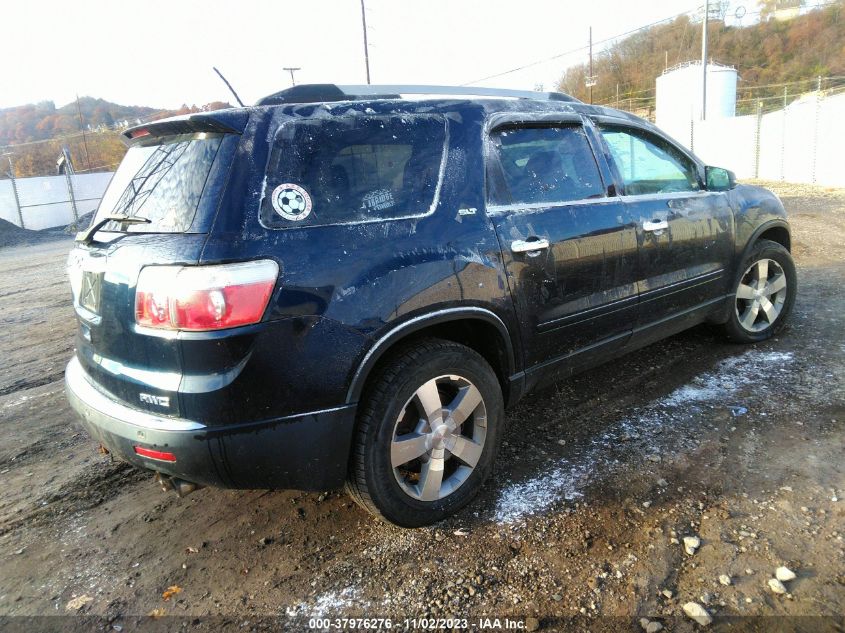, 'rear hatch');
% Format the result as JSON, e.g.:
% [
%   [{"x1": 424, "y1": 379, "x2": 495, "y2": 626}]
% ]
[{"x1": 67, "y1": 113, "x2": 245, "y2": 417}]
